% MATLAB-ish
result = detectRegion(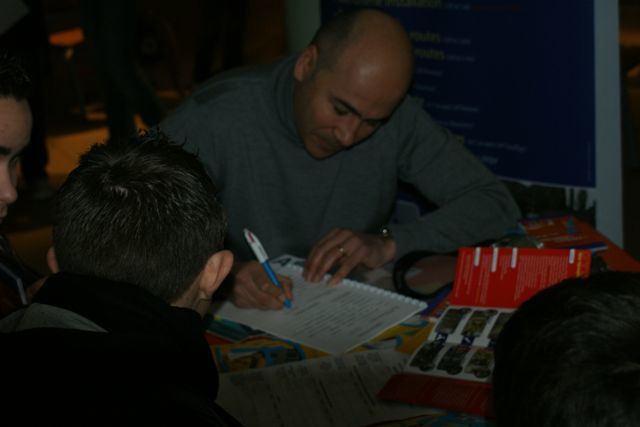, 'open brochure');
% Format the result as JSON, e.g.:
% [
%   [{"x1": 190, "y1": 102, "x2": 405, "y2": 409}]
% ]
[{"x1": 378, "y1": 246, "x2": 592, "y2": 416}]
